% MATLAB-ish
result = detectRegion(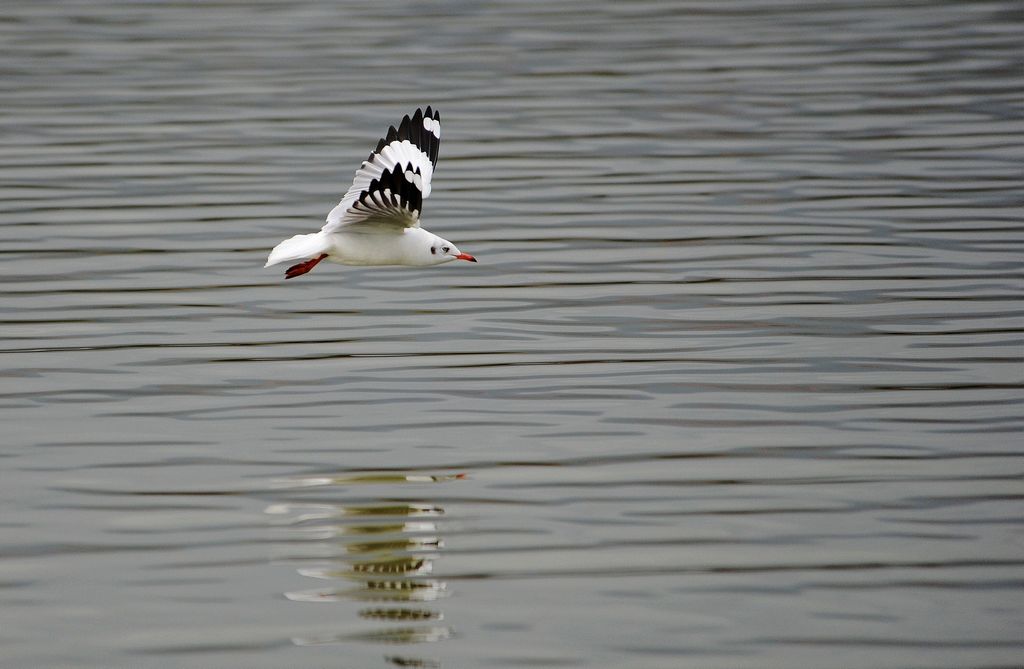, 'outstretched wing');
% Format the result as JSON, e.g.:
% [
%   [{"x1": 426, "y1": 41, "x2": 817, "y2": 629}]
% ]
[{"x1": 322, "y1": 107, "x2": 441, "y2": 233}]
